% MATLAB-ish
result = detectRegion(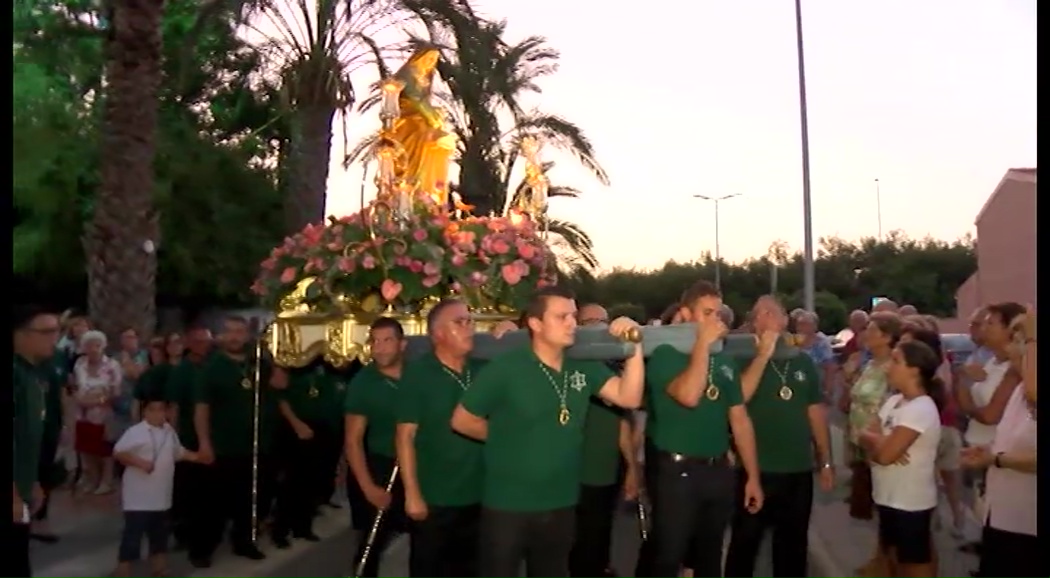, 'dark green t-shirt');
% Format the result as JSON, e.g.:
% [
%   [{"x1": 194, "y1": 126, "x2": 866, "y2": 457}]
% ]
[
  {"x1": 40, "y1": 353, "x2": 69, "y2": 447},
  {"x1": 165, "y1": 357, "x2": 208, "y2": 450},
  {"x1": 135, "y1": 363, "x2": 172, "y2": 402},
  {"x1": 13, "y1": 356, "x2": 48, "y2": 503},
  {"x1": 745, "y1": 354, "x2": 822, "y2": 473},
  {"x1": 193, "y1": 352, "x2": 278, "y2": 457},
  {"x1": 580, "y1": 399, "x2": 626, "y2": 487},
  {"x1": 646, "y1": 345, "x2": 743, "y2": 458},
  {"x1": 398, "y1": 353, "x2": 487, "y2": 506},
  {"x1": 344, "y1": 364, "x2": 400, "y2": 458},
  {"x1": 460, "y1": 346, "x2": 615, "y2": 512},
  {"x1": 279, "y1": 366, "x2": 347, "y2": 427}
]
